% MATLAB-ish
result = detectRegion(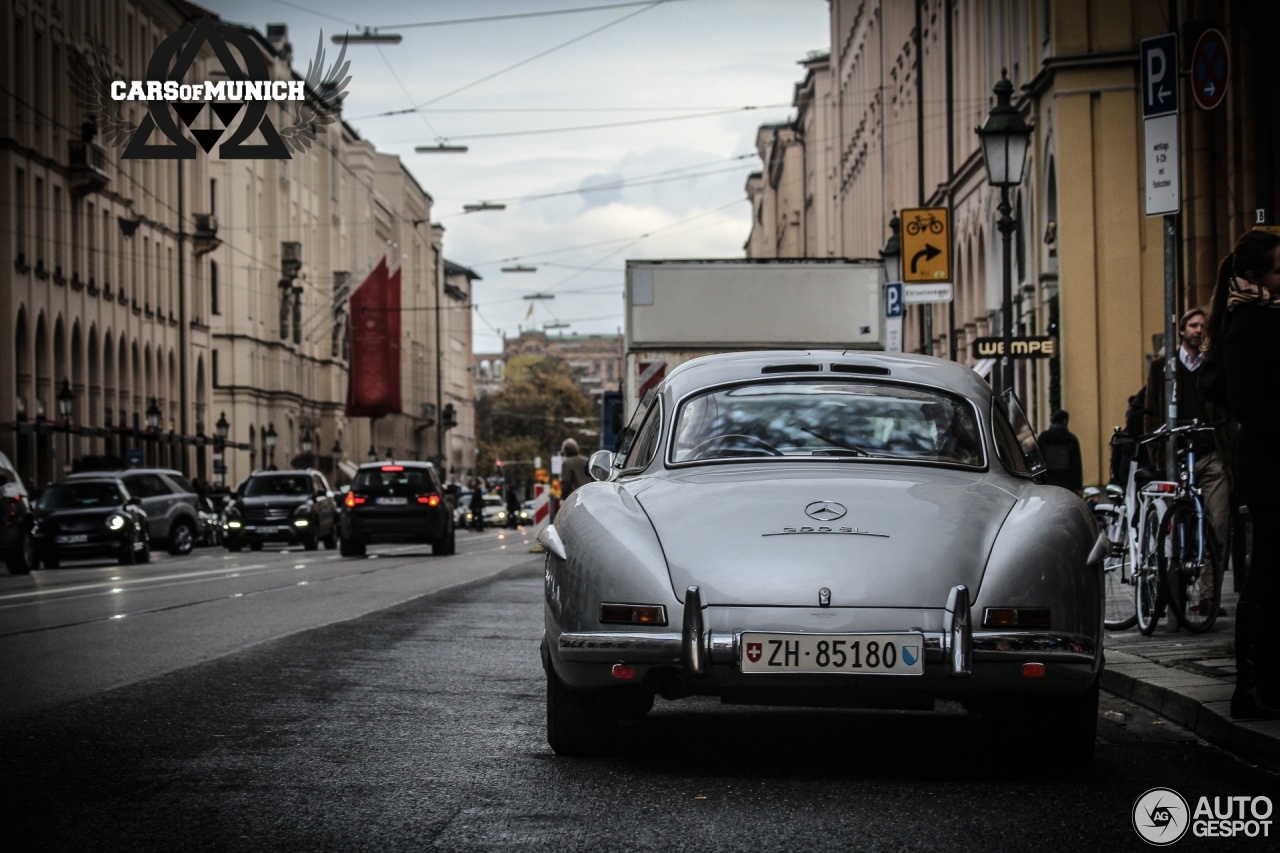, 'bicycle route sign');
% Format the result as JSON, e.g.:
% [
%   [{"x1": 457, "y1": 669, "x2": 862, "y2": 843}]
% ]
[{"x1": 899, "y1": 206, "x2": 951, "y2": 284}]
